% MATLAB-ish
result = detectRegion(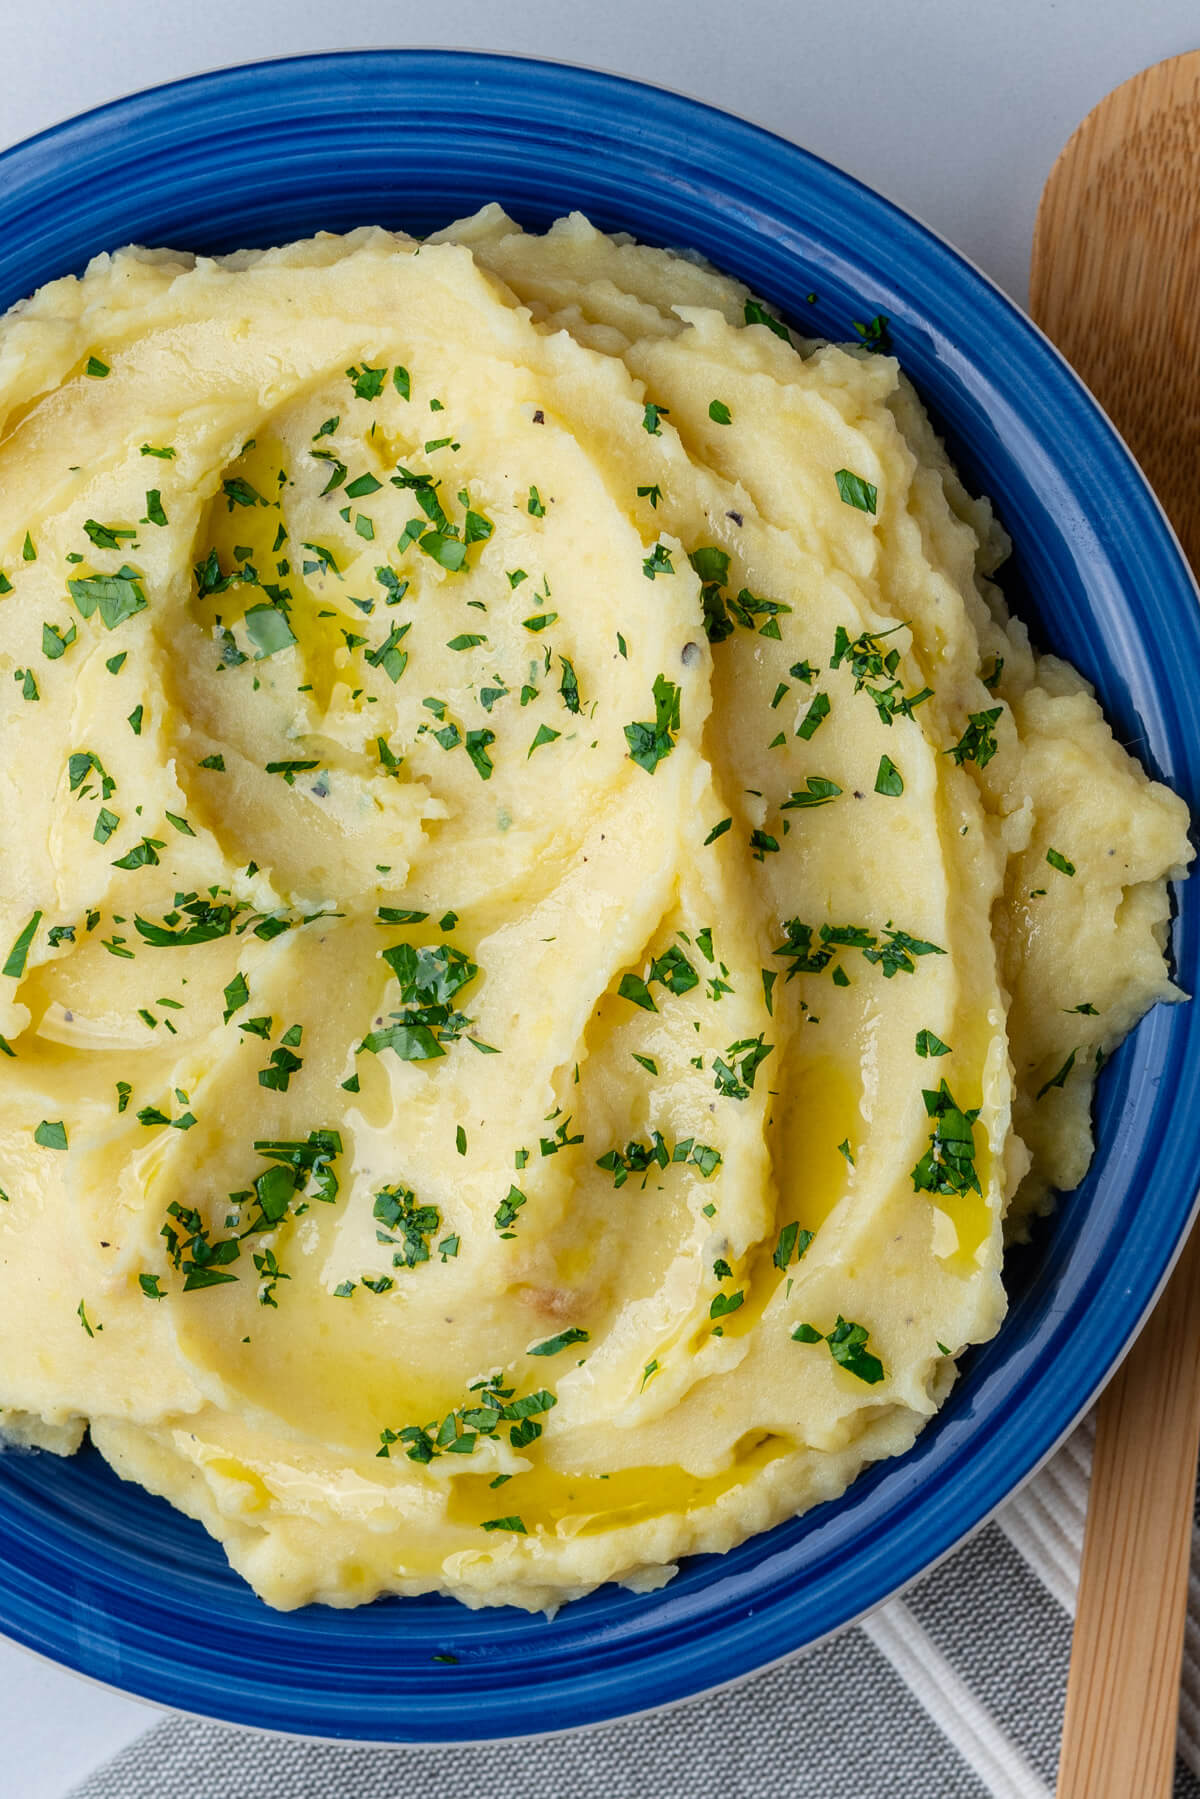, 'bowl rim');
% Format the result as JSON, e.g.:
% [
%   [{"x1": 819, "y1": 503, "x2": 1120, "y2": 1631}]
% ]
[{"x1": 0, "y1": 44, "x2": 1197, "y2": 1745}]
